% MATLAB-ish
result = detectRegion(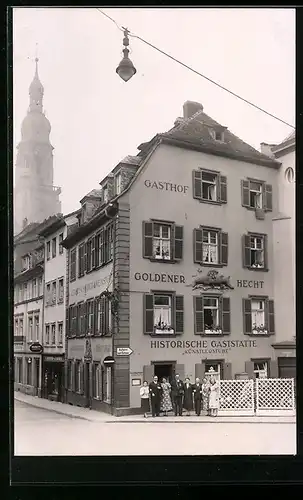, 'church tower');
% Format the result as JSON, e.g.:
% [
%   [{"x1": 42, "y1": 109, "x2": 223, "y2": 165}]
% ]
[{"x1": 14, "y1": 58, "x2": 61, "y2": 235}]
